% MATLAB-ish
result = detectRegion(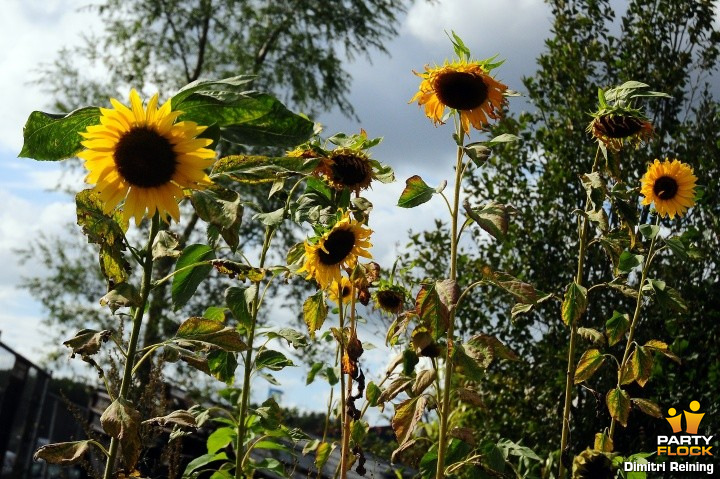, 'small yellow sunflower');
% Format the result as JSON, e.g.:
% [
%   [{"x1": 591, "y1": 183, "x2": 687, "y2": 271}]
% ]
[
  {"x1": 640, "y1": 159, "x2": 697, "y2": 218},
  {"x1": 297, "y1": 213, "x2": 372, "y2": 289},
  {"x1": 79, "y1": 89, "x2": 215, "y2": 224},
  {"x1": 316, "y1": 148, "x2": 374, "y2": 192},
  {"x1": 588, "y1": 110, "x2": 653, "y2": 151},
  {"x1": 410, "y1": 60, "x2": 507, "y2": 133},
  {"x1": 327, "y1": 276, "x2": 354, "y2": 305}
]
